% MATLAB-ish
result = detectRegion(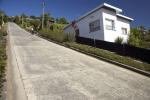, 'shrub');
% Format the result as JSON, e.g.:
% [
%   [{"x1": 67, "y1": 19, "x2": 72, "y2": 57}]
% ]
[
  {"x1": 0, "y1": 45, "x2": 6, "y2": 98},
  {"x1": 39, "y1": 29, "x2": 65, "y2": 43},
  {"x1": 30, "y1": 20, "x2": 40, "y2": 31},
  {"x1": 39, "y1": 29, "x2": 75, "y2": 43},
  {"x1": 0, "y1": 24, "x2": 7, "y2": 98},
  {"x1": 0, "y1": 60, "x2": 6, "y2": 75},
  {"x1": 115, "y1": 37, "x2": 123, "y2": 44},
  {"x1": 0, "y1": 25, "x2": 7, "y2": 44},
  {"x1": 38, "y1": 27, "x2": 150, "y2": 72},
  {"x1": 128, "y1": 28, "x2": 149, "y2": 48},
  {"x1": 64, "y1": 32, "x2": 75, "y2": 42},
  {"x1": 50, "y1": 23, "x2": 66, "y2": 31},
  {"x1": 0, "y1": 25, "x2": 7, "y2": 37},
  {"x1": 0, "y1": 45, "x2": 6, "y2": 60},
  {"x1": 0, "y1": 60, "x2": 6, "y2": 97}
]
